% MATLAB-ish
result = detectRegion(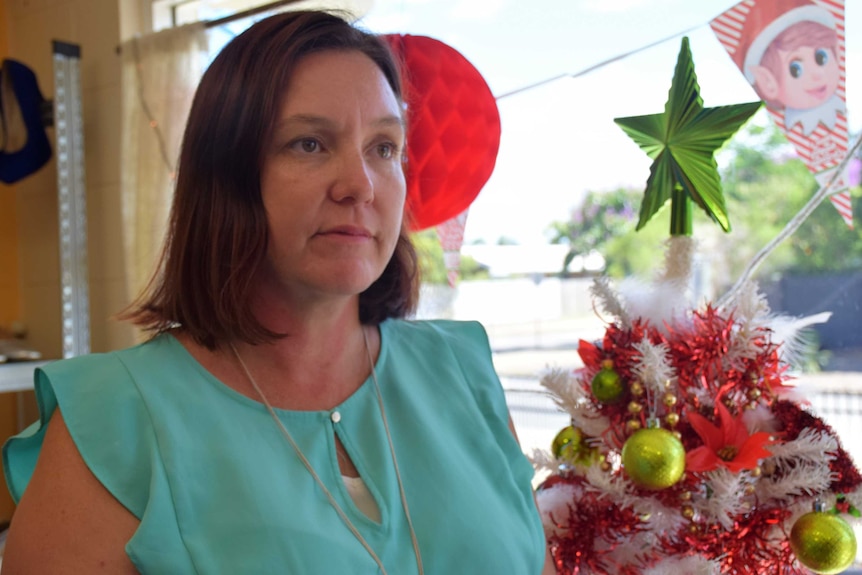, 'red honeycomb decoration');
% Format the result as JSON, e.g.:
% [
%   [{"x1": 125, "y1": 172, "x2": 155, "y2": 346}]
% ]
[{"x1": 384, "y1": 34, "x2": 501, "y2": 231}]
